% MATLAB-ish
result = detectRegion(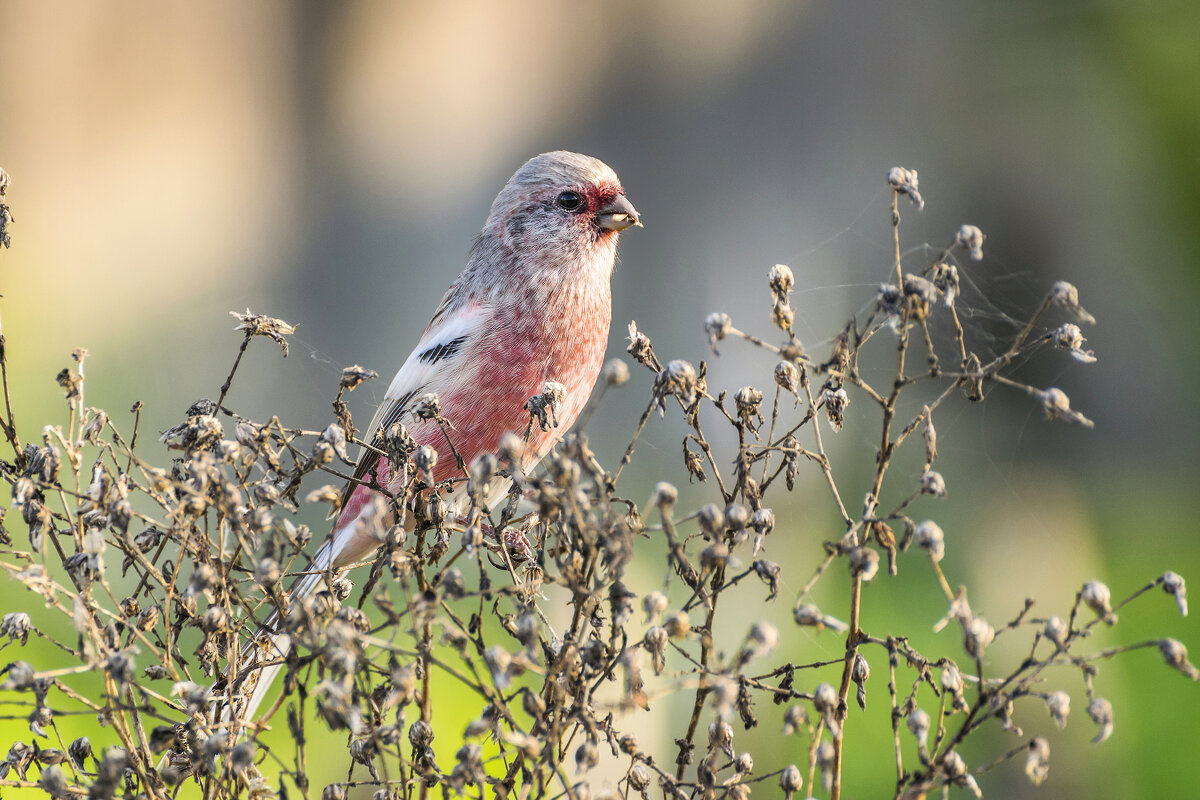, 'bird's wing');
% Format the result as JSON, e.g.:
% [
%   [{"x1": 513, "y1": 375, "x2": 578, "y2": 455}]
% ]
[{"x1": 339, "y1": 300, "x2": 484, "y2": 508}]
